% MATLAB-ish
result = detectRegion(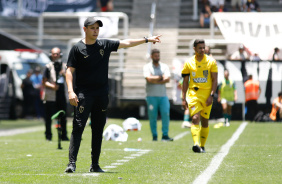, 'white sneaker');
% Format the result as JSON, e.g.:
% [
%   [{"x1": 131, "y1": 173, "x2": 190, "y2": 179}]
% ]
[
  {"x1": 182, "y1": 121, "x2": 192, "y2": 128},
  {"x1": 225, "y1": 122, "x2": 230, "y2": 127}
]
